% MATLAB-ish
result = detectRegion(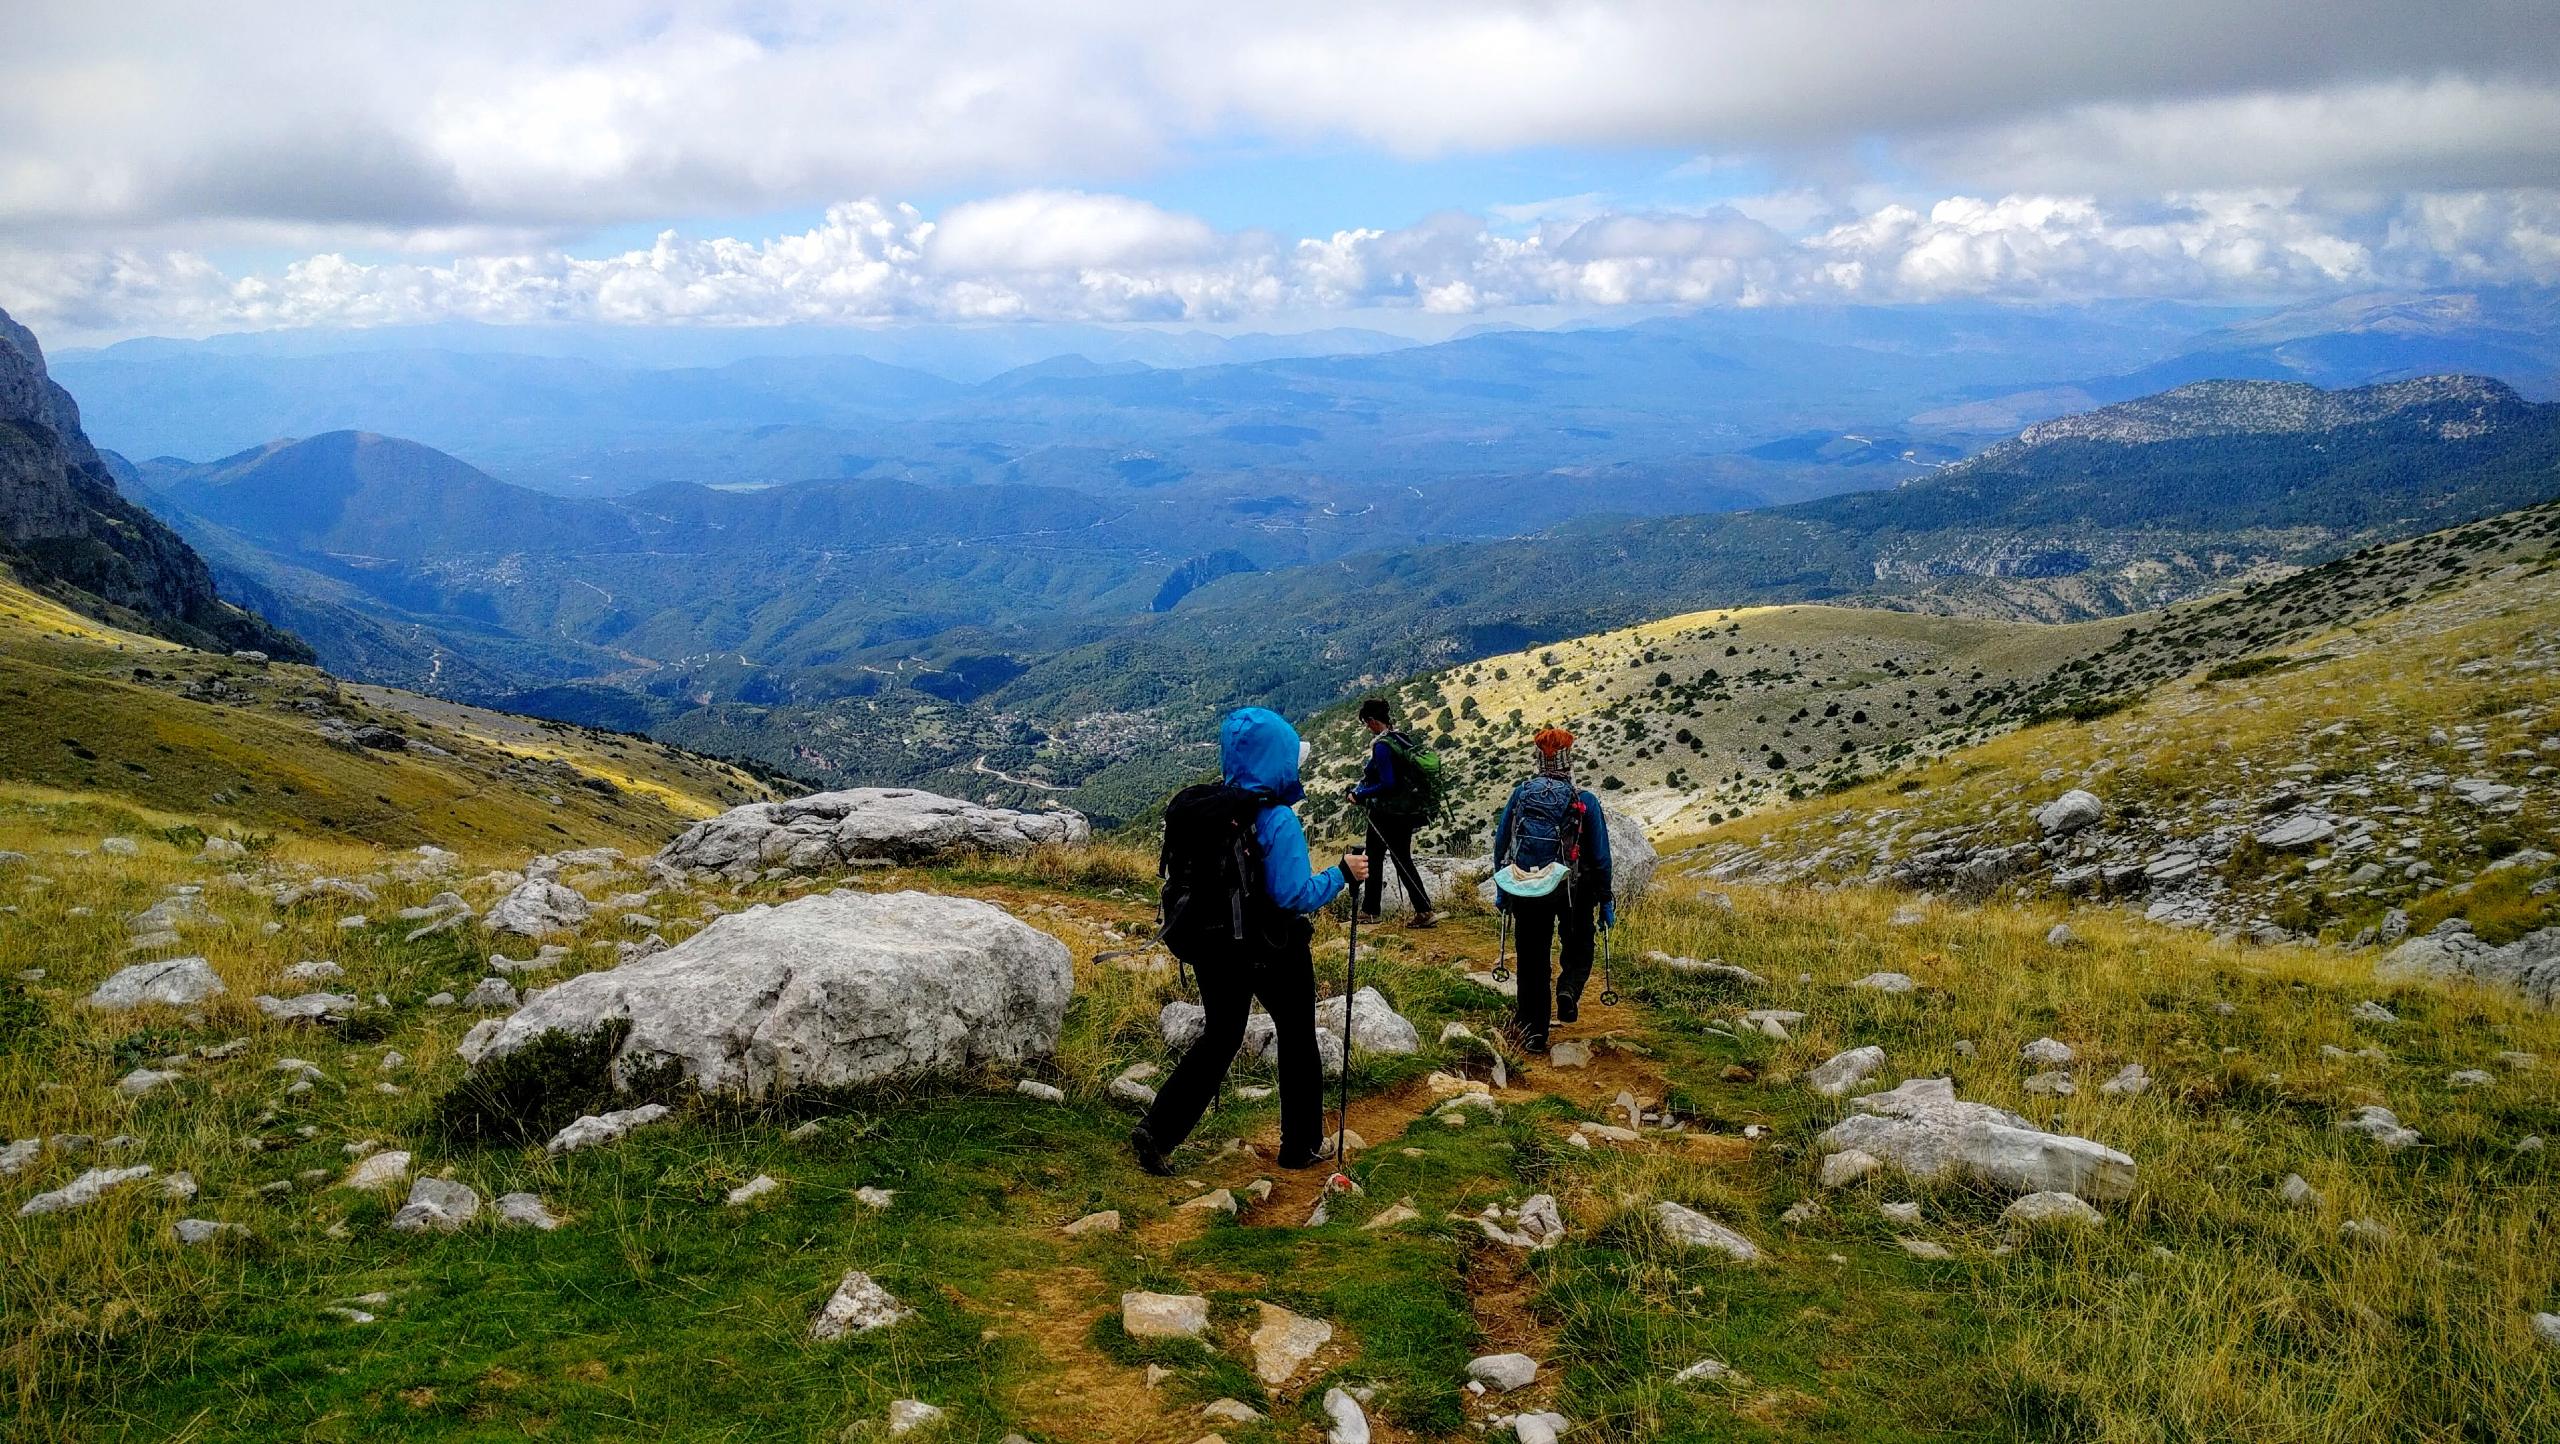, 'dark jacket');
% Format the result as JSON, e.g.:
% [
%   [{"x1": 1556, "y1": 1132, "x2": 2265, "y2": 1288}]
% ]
[{"x1": 1350, "y1": 733, "x2": 1398, "y2": 802}]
